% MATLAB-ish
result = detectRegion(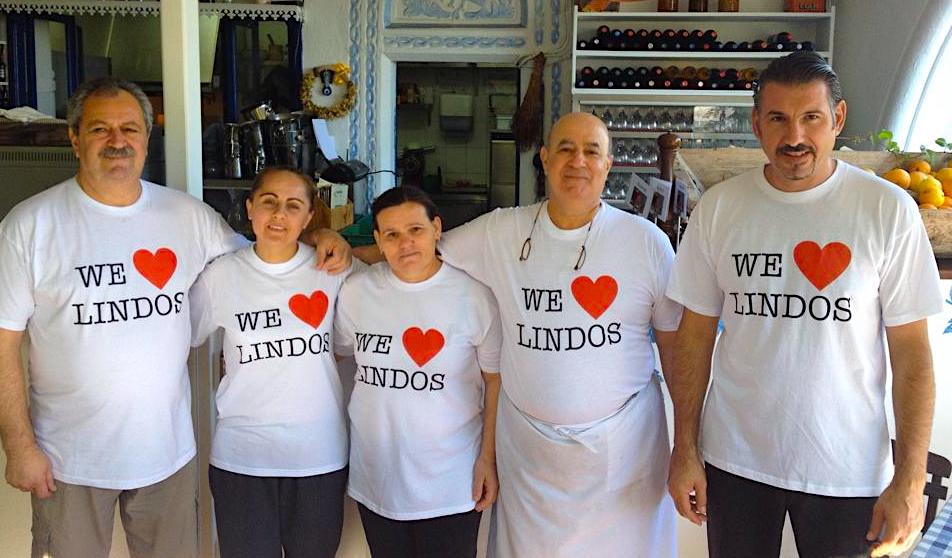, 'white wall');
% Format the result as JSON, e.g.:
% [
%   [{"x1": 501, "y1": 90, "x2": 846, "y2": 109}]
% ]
[{"x1": 832, "y1": 0, "x2": 932, "y2": 144}]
